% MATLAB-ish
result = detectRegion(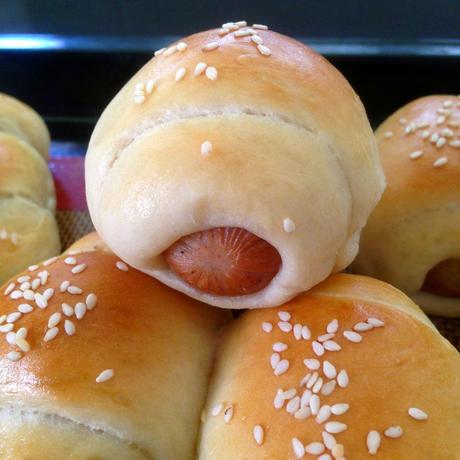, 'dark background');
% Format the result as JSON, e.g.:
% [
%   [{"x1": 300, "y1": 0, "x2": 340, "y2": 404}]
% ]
[{"x1": 0, "y1": 0, "x2": 459, "y2": 141}]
